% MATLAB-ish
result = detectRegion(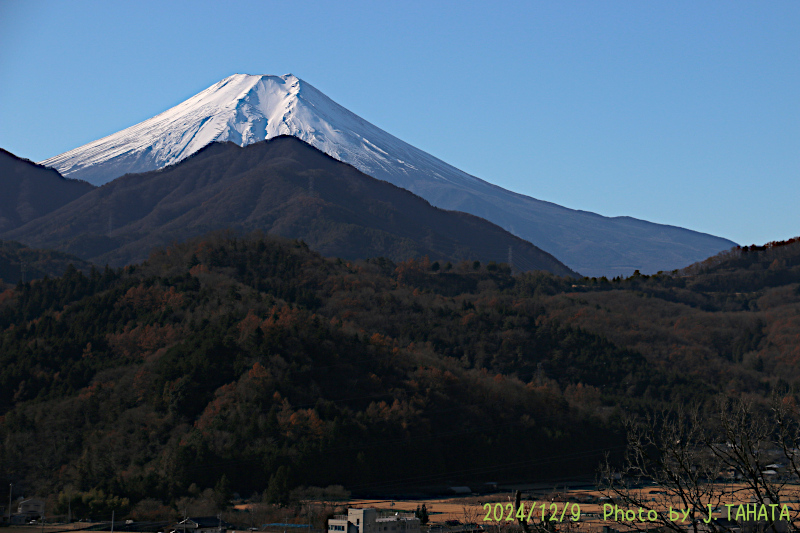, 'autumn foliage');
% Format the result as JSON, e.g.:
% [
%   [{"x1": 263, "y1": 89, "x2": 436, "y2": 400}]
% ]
[{"x1": 1, "y1": 232, "x2": 799, "y2": 511}]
